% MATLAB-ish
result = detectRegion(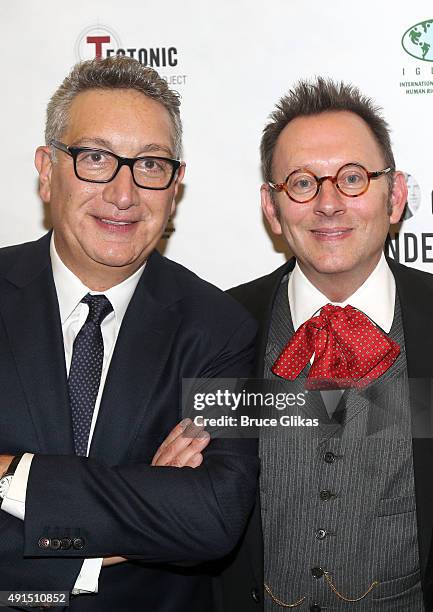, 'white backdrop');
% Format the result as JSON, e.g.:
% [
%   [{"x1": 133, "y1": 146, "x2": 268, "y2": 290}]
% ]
[{"x1": 2, "y1": 1, "x2": 432, "y2": 288}]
